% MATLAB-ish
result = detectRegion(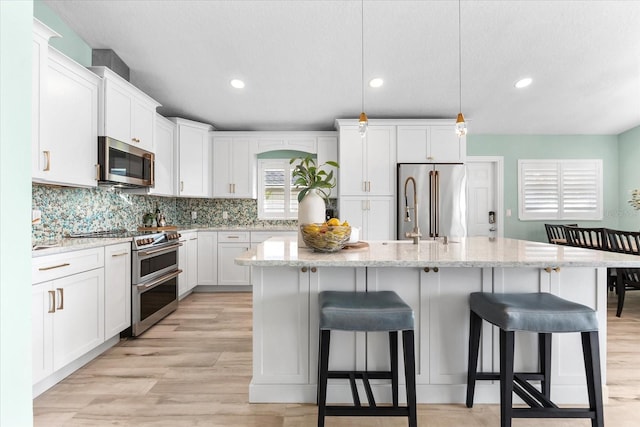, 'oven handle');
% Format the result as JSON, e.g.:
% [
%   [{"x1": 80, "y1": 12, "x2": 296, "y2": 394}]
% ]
[
  {"x1": 136, "y1": 269, "x2": 182, "y2": 292},
  {"x1": 137, "y1": 243, "x2": 182, "y2": 257}
]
